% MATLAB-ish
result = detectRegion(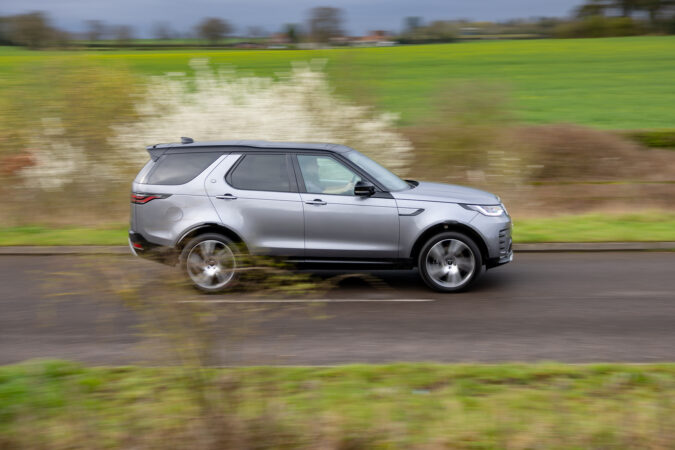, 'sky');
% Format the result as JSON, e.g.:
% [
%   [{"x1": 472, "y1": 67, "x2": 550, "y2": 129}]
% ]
[{"x1": 1, "y1": 0, "x2": 584, "y2": 36}]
